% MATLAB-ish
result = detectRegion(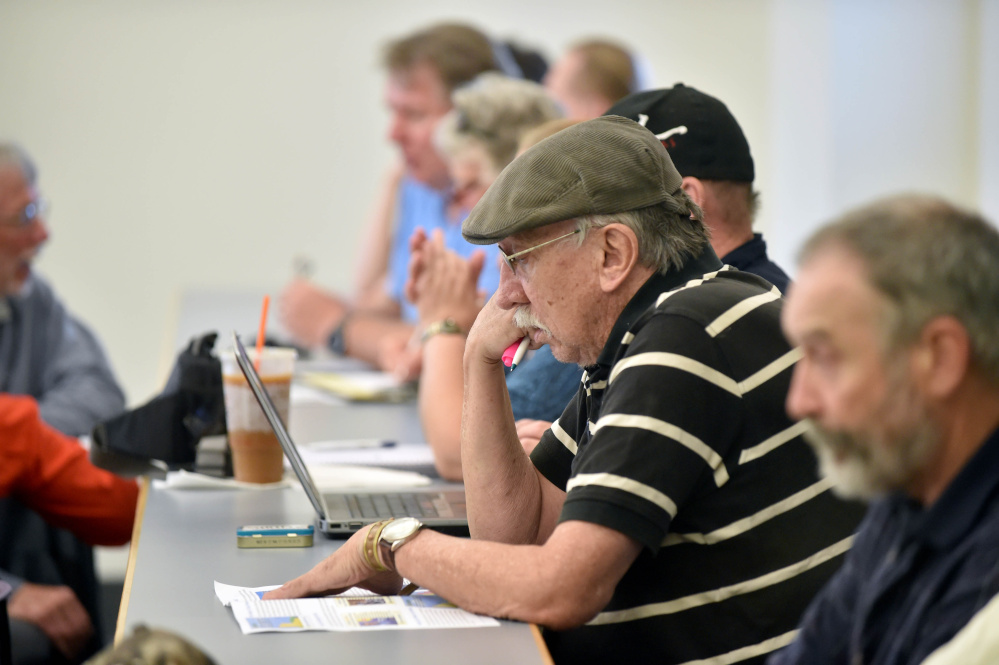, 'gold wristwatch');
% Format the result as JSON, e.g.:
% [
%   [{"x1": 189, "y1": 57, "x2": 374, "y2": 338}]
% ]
[
  {"x1": 421, "y1": 318, "x2": 462, "y2": 343},
  {"x1": 377, "y1": 517, "x2": 424, "y2": 571}
]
